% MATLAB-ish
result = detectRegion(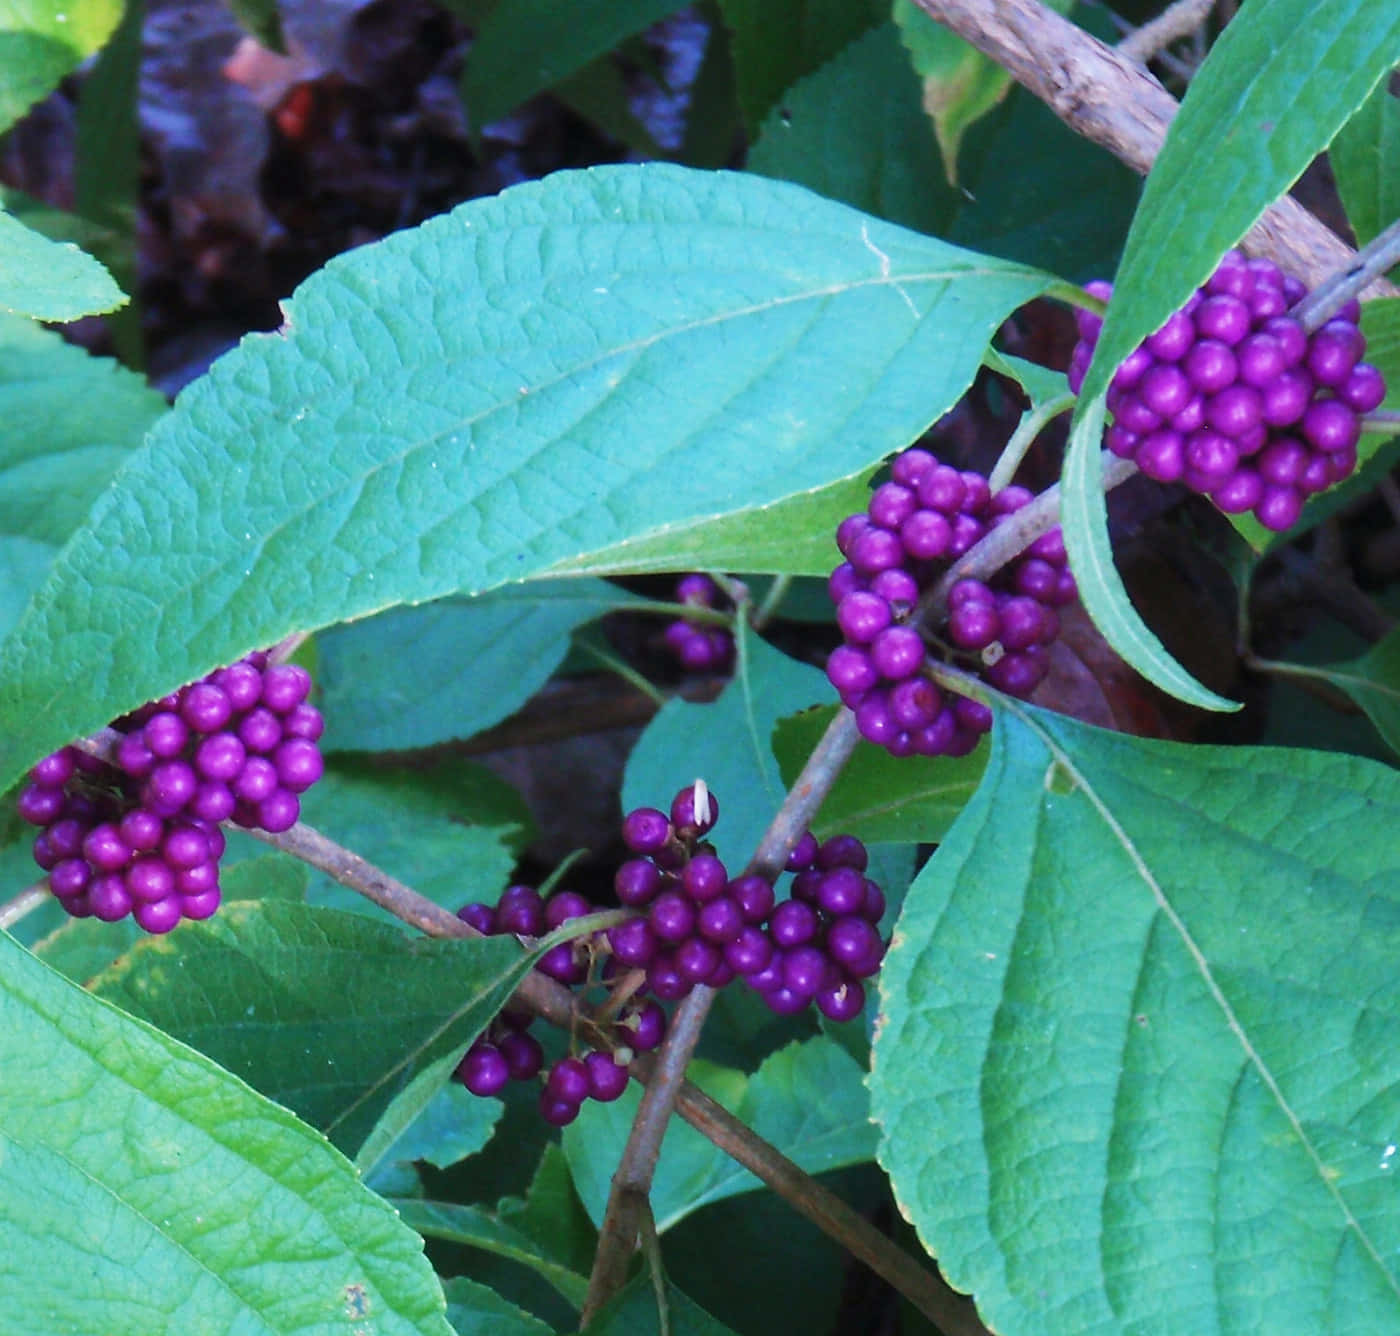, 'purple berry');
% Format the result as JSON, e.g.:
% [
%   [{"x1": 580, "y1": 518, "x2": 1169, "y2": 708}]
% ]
[
  {"x1": 676, "y1": 937, "x2": 721, "y2": 983},
  {"x1": 16, "y1": 784, "x2": 64, "y2": 826},
  {"x1": 1140, "y1": 364, "x2": 1192, "y2": 417},
  {"x1": 1301, "y1": 399, "x2": 1359, "y2": 453},
  {"x1": 237, "y1": 708, "x2": 283, "y2": 754},
  {"x1": 724, "y1": 926, "x2": 774, "y2": 975},
  {"x1": 175, "y1": 861, "x2": 220, "y2": 894},
  {"x1": 1195, "y1": 294, "x2": 1251, "y2": 345},
  {"x1": 133, "y1": 895, "x2": 183, "y2": 934},
  {"x1": 457, "y1": 1043, "x2": 510, "y2": 1097},
  {"x1": 546, "y1": 1057, "x2": 591, "y2": 1105},
  {"x1": 544, "y1": 891, "x2": 592, "y2": 929},
  {"x1": 1340, "y1": 363, "x2": 1386, "y2": 413},
  {"x1": 215, "y1": 662, "x2": 263, "y2": 711},
  {"x1": 1306, "y1": 320, "x2": 1365, "y2": 388},
  {"x1": 194, "y1": 733, "x2": 246, "y2": 781},
  {"x1": 261, "y1": 663, "x2": 312, "y2": 713},
  {"x1": 49, "y1": 858, "x2": 92, "y2": 899},
  {"x1": 1183, "y1": 340, "x2": 1238, "y2": 394},
  {"x1": 1205, "y1": 385, "x2": 1263, "y2": 437},
  {"x1": 145, "y1": 761, "x2": 197, "y2": 814},
  {"x1": 817, "y1": 867, "x2": 867, "y2": 916},
  {"x1": 142, "y1": 712, "x2": 189, "y2": 759},
  {"x1": 817, "y1": 978, "x2": 867, "y2": 1023},
  {"x1": 648, "y1": 890, "x2": 696, "y2": 944},
  {"x1": 499, "y1": 1031, "x2": 544, "y2": 1081},
  {"x1": 180, "y1": 889, "x2": 222, "y2": 921},
  {"x1": 697, "y1": 896, "x2": 745, "y2": 944},
  {"x1": 233, "y1": 757, "x2": 279, "y2": 804},
  {"x1": 88, "y1": 874, "x2": 133, "y2": 922},
  {"x1": 730, "y1": 874, "x2": 775, "y2": 924},
  {"x1": 670, "y1": 783, "x2": 719, "y2": 835},
  {"x1": 457, "y1": 902, "x2": 496, "y2": 934},
  {"x1": 623, "y1": 1000, "x2": 667, "y2": 1052},
  {"x1": 273, "y1": 739, "x2": 323, "y2": 793},
  {"x1": 781, "y1": 945, "x2": 830, "y2": 999},
  {"x1": 1136, "y1": 430, "x2": 1185, "y2": 483},
  {"x1": 827, "y1": 917, "x2": 883, "y2": 970},
  {"x1": 899, "y1": 509, "x2": 953, "y2": 560},
  {"x1": 816, "y1": 835, "x2": 868, "y2": 872},
  {"x1": 538, "y1": 942, "x2": 587, "y2": 985},
  {"x1": 770, "y1": 899, "x2": 819, "y2": 948},
  {"x1": 1261, "y1": 370, "x2": 1314, "y2": 427},
  {"x1": 1254, "y1": 485, "x2": 1303, "y2": 533},
  {"x1": 785, "y1": 832, "x2": 819, "y2": 873},
  {"x1": 282, "y1": 704, "x2": 325, "y2": 741},
  {"x1": 179, "y1": 683, "x2": 232, "y2": 732},
  {"x1": 608, "y1": 916, "x2": 657, "y2": 967},
  {"x1": 948, "y1": 602, "x2": 999, "y2": 651},
  {"x1": 495, "y1": 885, "x2": 545, "y2": 936},
  {"x1": 162, "y1": 825, "x2": 210, "y2": 870},
  {"x1": 826, "y1": 646, "x2": 878, "y2": 698},
  {"x1": 848, "y1": 526, "x2": 905, "y2": 576},
  {"x1": 869, "y1": 482, "x2": 917, "y2": 529},
  {"x1": 615, "y1": 858, "x2": 662, "y2": 908},
  {"x1": 585, "y1": 1050, "x2": 631, "y2": 1102},
  {"x1": 836, "y1": 592, "x2": 892, "y2": 645}
]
